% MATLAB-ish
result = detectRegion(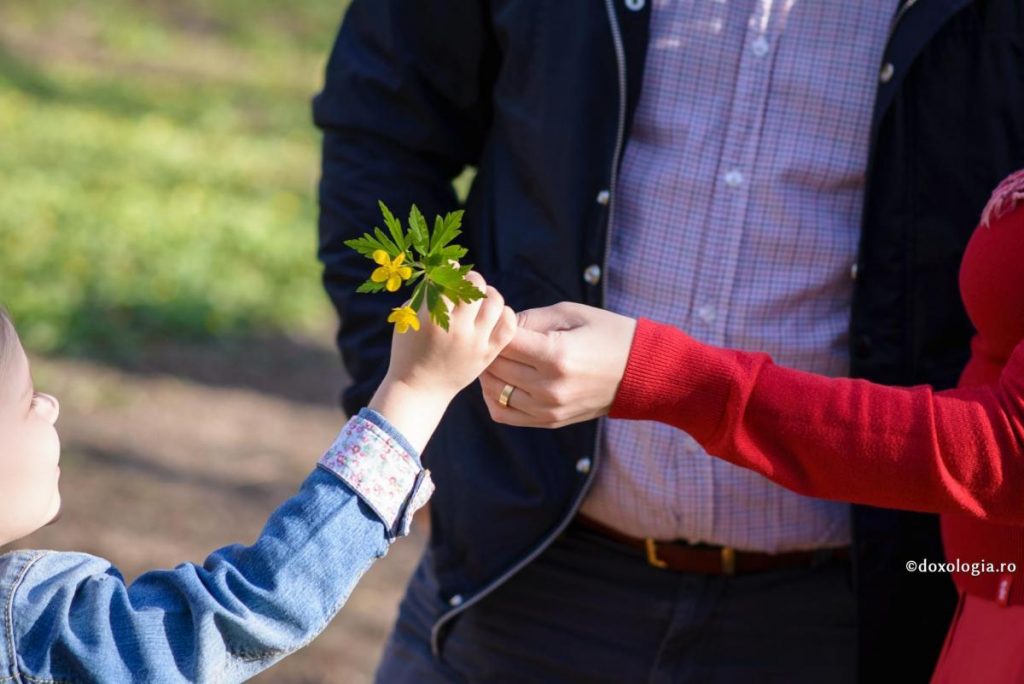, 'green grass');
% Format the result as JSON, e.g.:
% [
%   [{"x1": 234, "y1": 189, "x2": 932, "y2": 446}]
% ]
[{"x1": 0, "y1": 0, "x2": 351, "y2": 356}]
